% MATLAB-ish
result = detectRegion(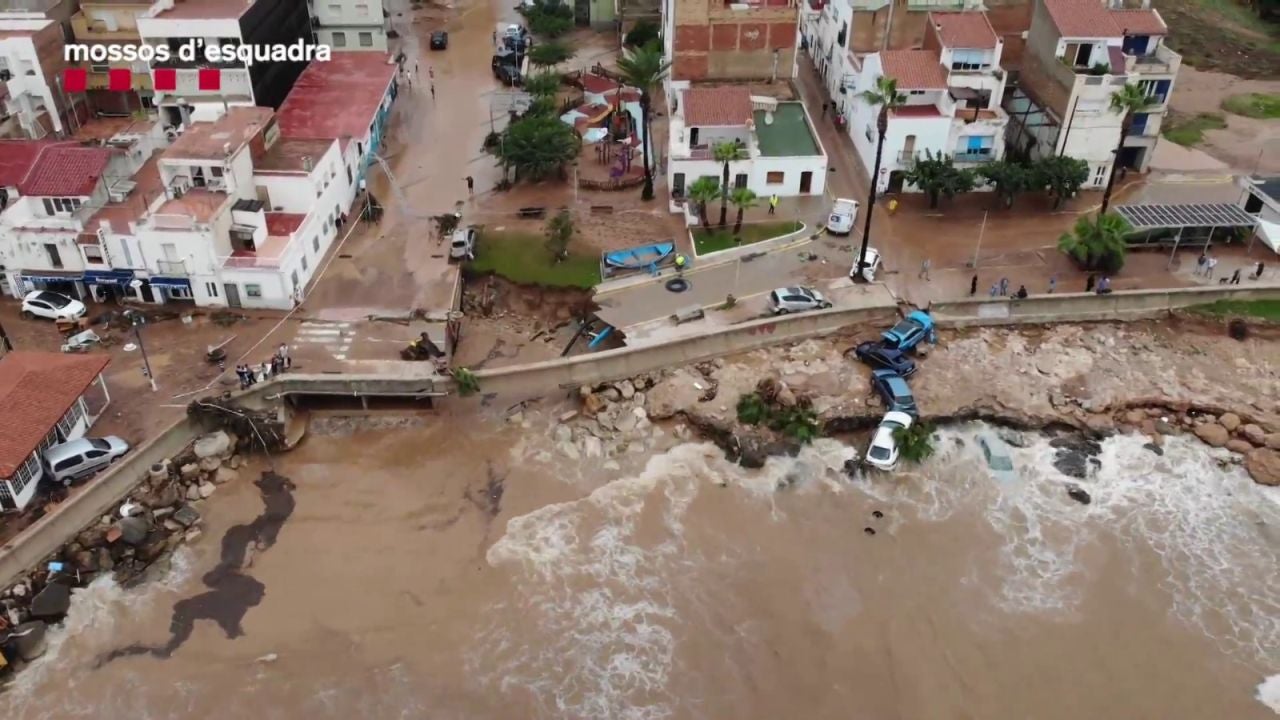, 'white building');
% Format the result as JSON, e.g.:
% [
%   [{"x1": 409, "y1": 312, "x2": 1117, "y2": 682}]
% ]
[
  {"x1": 0, "y1": 352, "x2": 111, "y2": 511},
  {"x1": 1010, "y1": 0, "x2": 1179, "y2": 183},
  {"x1": 668, "y1": 86, "x2": 828, "y2": 210},
  {"x1": 847, "y1": 11, "x2": 1010, "y2": 194},
  {"x1": 309, "y1": 0, "x2": 388, "y2": 52},
  {"x1": 0, "y1": 14, "x2": 68, "y2": 139},
  {"x1": 805, "y1": 0, "x2": 859, "y2": 121}
]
